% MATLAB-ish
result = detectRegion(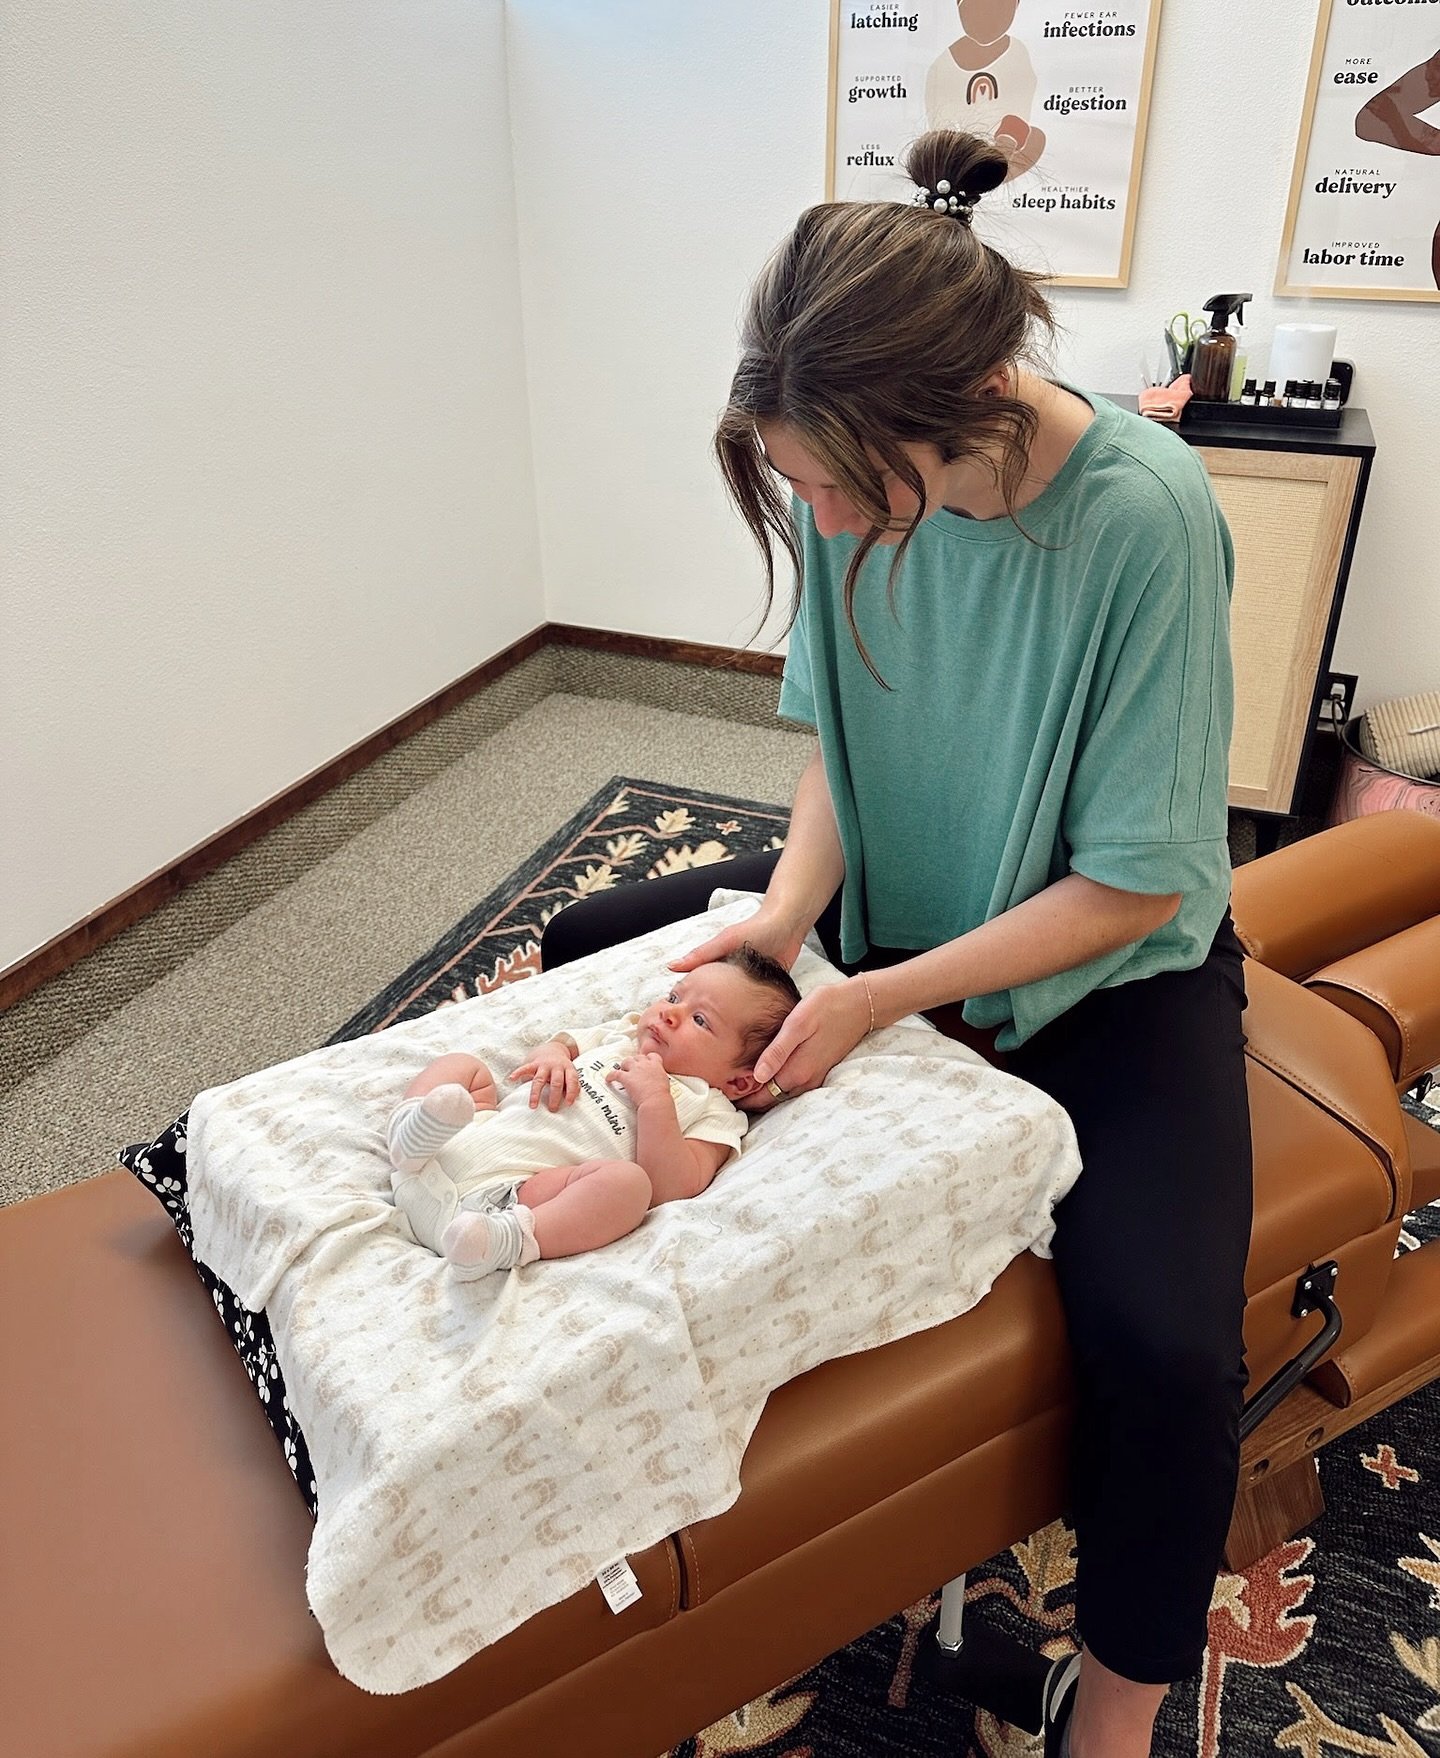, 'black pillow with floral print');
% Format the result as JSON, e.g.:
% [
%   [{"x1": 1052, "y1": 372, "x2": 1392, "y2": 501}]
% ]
[{"x1": 119, "y1": 1112, "x2": 317, "y2": 1519}]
